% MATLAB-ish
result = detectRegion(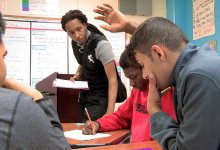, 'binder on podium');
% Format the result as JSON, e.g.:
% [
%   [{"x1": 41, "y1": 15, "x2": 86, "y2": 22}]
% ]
[{"x1": 35, "y1": 72, "x2": 82, "y2": 123}]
